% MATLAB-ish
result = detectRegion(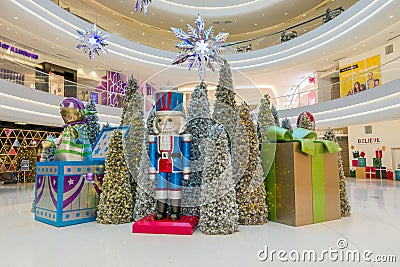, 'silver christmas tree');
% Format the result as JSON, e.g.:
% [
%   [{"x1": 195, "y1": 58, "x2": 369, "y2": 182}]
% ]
[
  {"x1": 85, "y1": 99, "x2": 100, "y2": 146},
  {"x1": 323, "y1": 128, "x2": 351, "y2": 217},
  {"x1": 271, "y1": 105, "x2": 280, "y2": 126},
  {"x1": 281, "y1": 118, "x2": 293, "y2": 133},
  {"x1": 97, "y1": 129, "x2": 134, "y2": 224},
  {"x1": 182, "y1": 82, "x2": 213, "y2": 216},
  {"x1": 236, "y1": 103, "x2": 268, "y2": 225},
  {"x1": 212, "y1": 60, "x2": 248, "y2": 184},
  {"x1": 133, "y1": 110, "x2": 157, "y2": 221},
  {"x1": 200, "y1": 124, "x2": 239, "y2": 235},
  {"x1": 257, "y1": 94, "x2": 275, "y2": 143}
]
